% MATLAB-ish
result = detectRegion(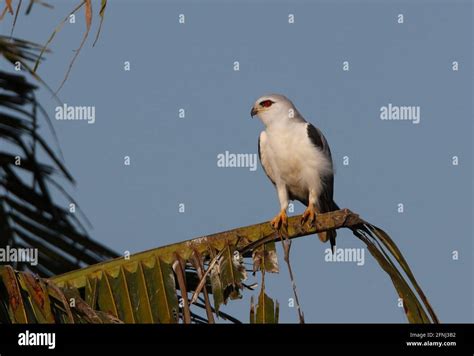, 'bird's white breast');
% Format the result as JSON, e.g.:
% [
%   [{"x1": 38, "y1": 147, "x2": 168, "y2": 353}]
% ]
[{"x1": 260, "y1": 122, "x2": 332, "y2": 200}]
